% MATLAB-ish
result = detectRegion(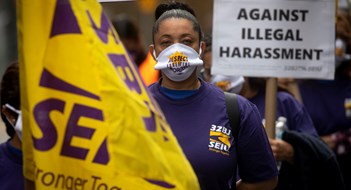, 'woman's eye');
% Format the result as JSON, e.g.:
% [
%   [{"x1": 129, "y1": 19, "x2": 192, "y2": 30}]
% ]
[
  {"x1": 160, "y1": 41, "x2": 171, "y2": 47},
  {"x1": 182, "y1": 40, "x2": 193, "y2": 45}
]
